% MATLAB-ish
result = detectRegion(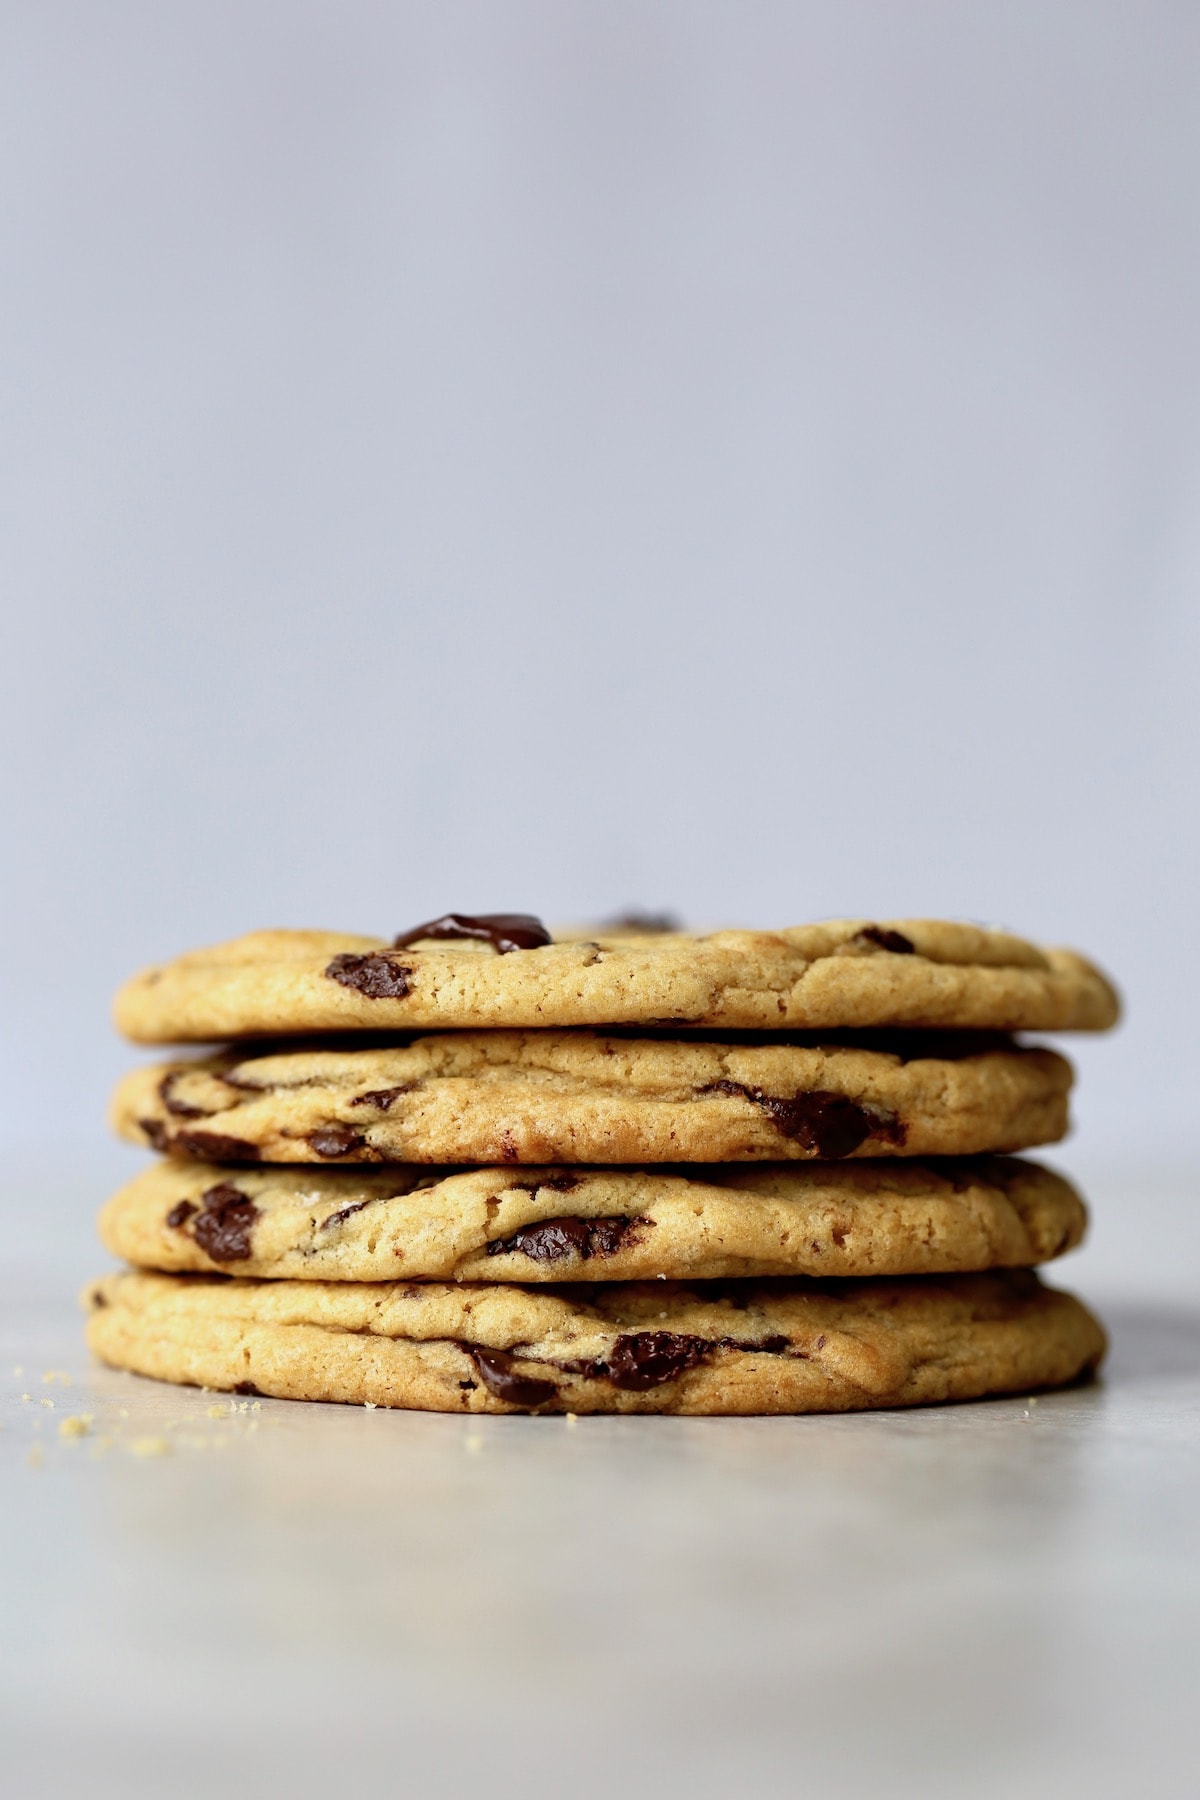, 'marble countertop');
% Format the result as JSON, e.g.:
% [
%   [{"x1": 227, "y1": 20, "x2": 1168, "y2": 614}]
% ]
[{"x1": 3, "y1": 1157, "x2": 1198, "y2": 1800}]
